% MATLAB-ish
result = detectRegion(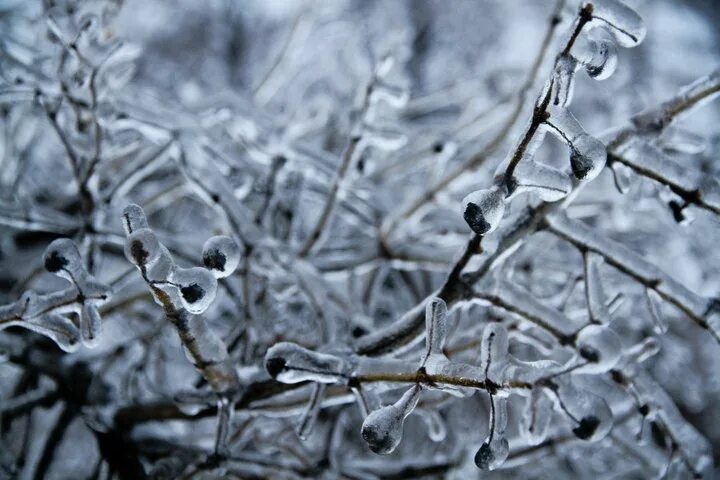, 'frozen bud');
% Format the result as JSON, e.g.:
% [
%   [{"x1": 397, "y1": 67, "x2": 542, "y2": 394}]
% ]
[
  {"x1": 421, "y1": 297, "x2": 448, "y2": 366},
  {"x1": 474, "y1": 437, "x2": 509, "y2": 471},
  {"x1": 124, "y1": 228, "x2": 161, "y2": 267},
  {"x1": 579, "y1": 39, "x2": 618, "y2": 80},
  {"x1": 264, "y1": 342, "x2": 347, "y2": 384},
  {"x1": 361, "y1": 385, "x2": 421, "y2": 454},
  {"x1": 462, "y1": 186, "x2": 506, "y2": 235},
  {"x1": 509, "y1": 161, "x2": 572, "y2": 202},
  {"x1": 575, "y1": 324, "x2": 622, "y2": 373},
  {"x1": 570, "y1": 133, "x2": 607, "y2": 181},
  {"x1": 587, "y1": 0, "x2": 646, "y2": 48},
  {"x1": 202, "y1": 236, "x2": 240, "y2": 279},
  {"x1": 169, "y1": 267, "x2": 218, "y2": 314},
  {"x1": 122, "y1": 203, "x2": 150, "y2": 234},
  {"x1": 43, "y1": 239, "x2": 82, "y2": 279},
  {"x1": 553, "y1": 379, "x2": 613, "y2": 441}
]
